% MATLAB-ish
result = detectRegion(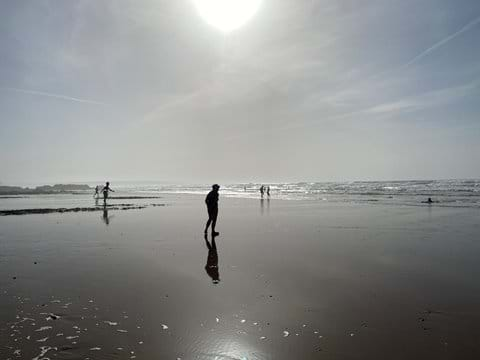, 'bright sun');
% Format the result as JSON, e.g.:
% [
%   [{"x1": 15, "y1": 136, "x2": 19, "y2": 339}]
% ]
[{"x1": 193, "y1": 0, "x2": 262, "y2": 32}]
